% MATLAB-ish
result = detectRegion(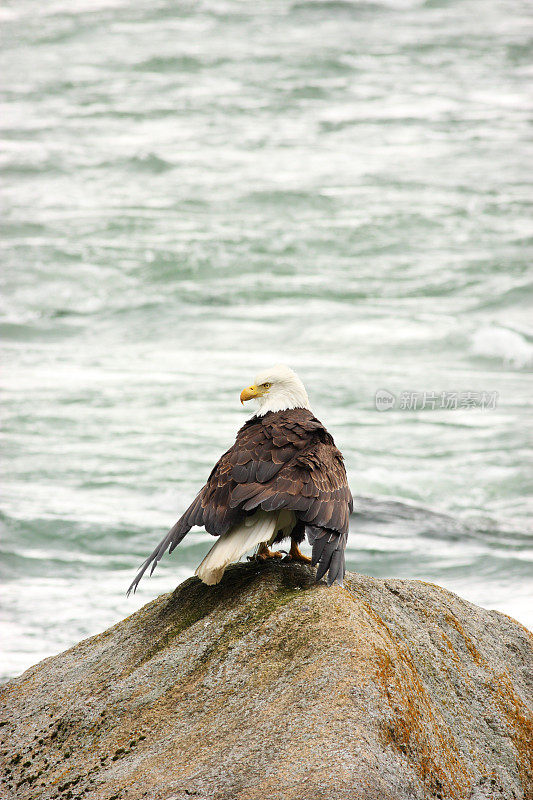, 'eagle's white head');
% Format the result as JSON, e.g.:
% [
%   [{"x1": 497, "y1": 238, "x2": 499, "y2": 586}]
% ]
[{"x1": 240, "y1": 364, "x2": 311, "y2": 415}]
